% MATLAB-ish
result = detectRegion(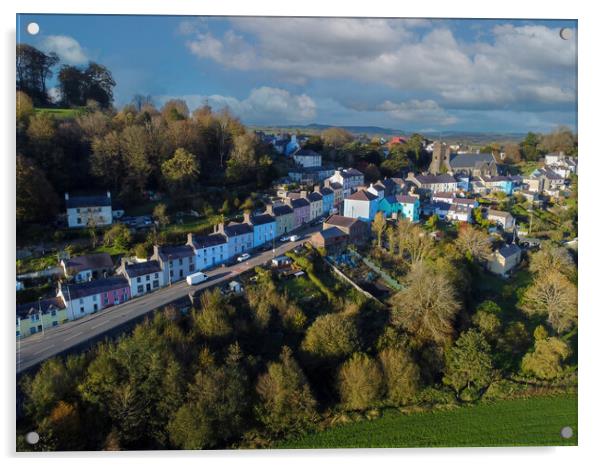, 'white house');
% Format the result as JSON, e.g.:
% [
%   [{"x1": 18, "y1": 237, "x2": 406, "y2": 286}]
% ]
[
  {"x1": 343, "y1": 189, "x2": 379, "y2": 222},
  {"x1": 293, "y1": 148, "x2": 322, "y2": 168},
  {"x1": 187, "y1": 233, "x2": 229, "y2": 271},
  {"x1": 406, "y1": 173, "x2": 459, "y2": 194},
  {"x1": 486, "y1": 209, "x2": 516, "y2": 231},
  {"x1": 152, "y1": 244, "x2": 196, "y2": 284},
  {"x1": 328, "y1": 168, "x2": 365, "y2": 198},
  {"x1": 65, "y1": 192, "x2": 113, "y2": 228},
  {"x1": 217, "y1": 222, "x2": 254, "y2": 258},
  {"x1": 118, "y1": 259, "x2": 164, "y2": 297},
  {"x1": 58, "y1": 276, "x2": 130, "y2": 320}
]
